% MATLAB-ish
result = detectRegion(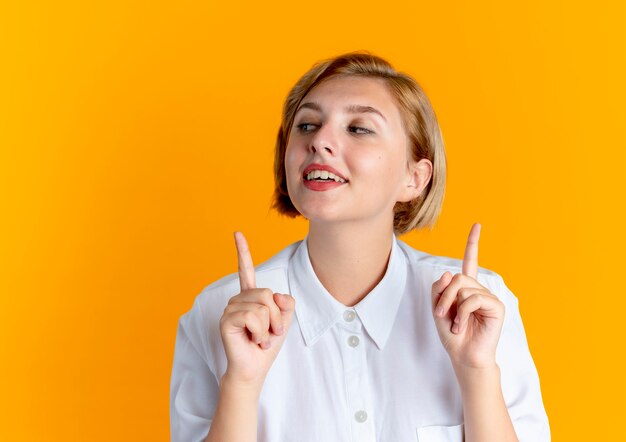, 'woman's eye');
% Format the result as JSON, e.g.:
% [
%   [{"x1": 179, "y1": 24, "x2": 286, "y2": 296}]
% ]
[
  {"x1": 296, "y1": 123, "x2": 373, "y2": 135},
  {"x1": 349, "y1": 126, "x2": 374, "y2": 135},
  {"x1": 296, "y1": 123, "x2": 317, "y2": 133}
]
